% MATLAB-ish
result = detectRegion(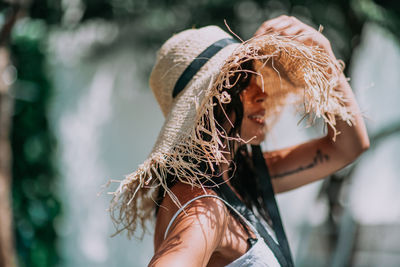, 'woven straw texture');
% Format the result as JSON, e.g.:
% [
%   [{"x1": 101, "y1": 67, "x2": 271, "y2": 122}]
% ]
[{"x1": 108, "y1": 25, "x2": 355, "y2": 238}]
